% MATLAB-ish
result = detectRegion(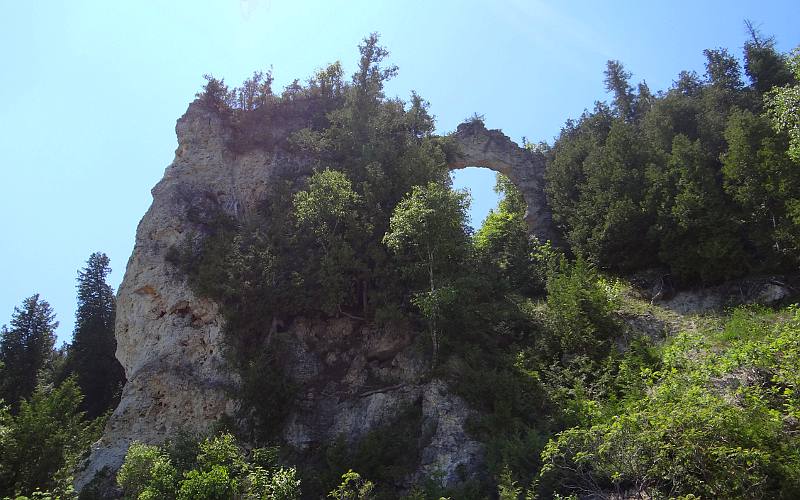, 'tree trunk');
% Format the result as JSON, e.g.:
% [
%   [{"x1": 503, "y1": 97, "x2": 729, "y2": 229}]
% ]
[{"x1": 428, "y1": 249, "x2": 438, "y2": 367}]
